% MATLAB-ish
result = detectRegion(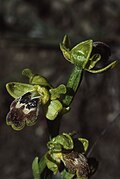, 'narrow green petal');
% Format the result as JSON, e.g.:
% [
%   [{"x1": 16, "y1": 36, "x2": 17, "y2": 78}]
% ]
[
  {"x1": 49, "y1": 84, "x2": 66, "y2": 100},
  {"x1": 85, "y1": 60, "x2": 117, "y2": 73}
]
